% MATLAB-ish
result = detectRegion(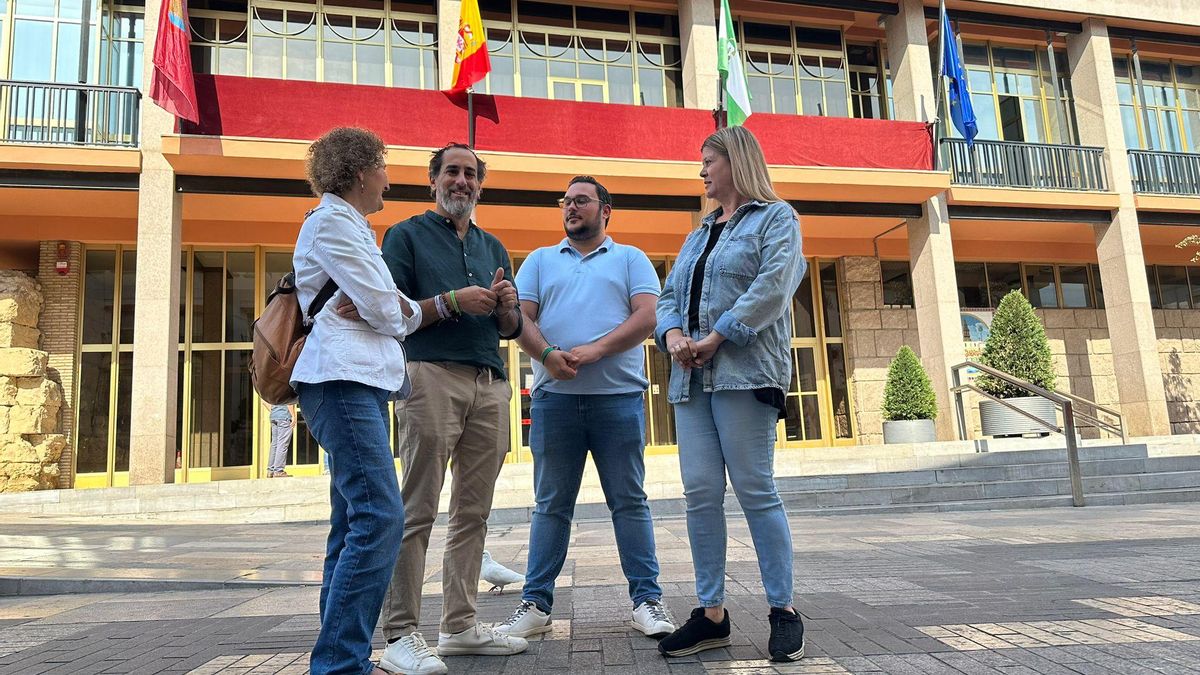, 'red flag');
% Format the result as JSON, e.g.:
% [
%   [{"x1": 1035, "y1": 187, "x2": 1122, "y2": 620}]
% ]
[{"x1": 150, "y1": 0, "x2": 199, "y2": 123}]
